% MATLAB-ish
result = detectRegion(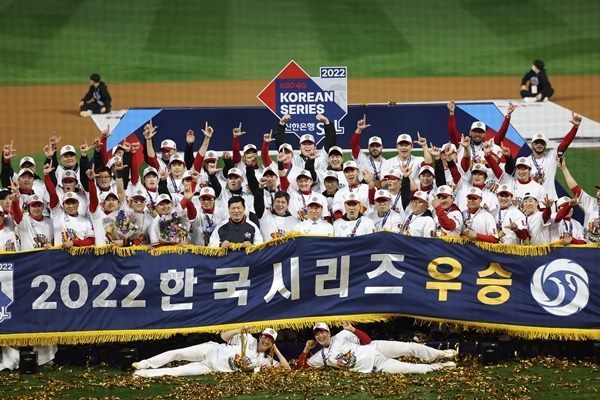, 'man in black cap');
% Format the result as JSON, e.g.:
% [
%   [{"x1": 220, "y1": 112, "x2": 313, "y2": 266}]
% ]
[
  {"x1": 521, "y1": 60, "x2": 554, "y2": 102},
  {"x1": 79, "y1": 73, "x2": 112, "y2": 116}
]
